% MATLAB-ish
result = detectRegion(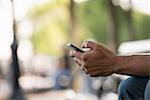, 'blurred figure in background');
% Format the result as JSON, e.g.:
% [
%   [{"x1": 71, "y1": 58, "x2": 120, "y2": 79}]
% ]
[{"x1": 52, "y1": 47, "x2": 72, "y2": 90}]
